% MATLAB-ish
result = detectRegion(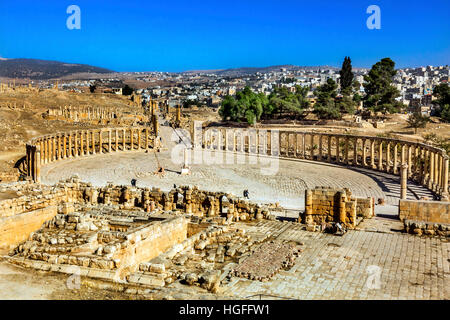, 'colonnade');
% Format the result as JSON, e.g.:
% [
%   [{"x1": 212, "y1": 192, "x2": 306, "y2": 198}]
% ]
[
  {"x1": 198, "y1": 128, "x2": 449, "y2": 201},
  {"x1": 26, "y1": 127, "x2": 157, "y2": 183}
]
